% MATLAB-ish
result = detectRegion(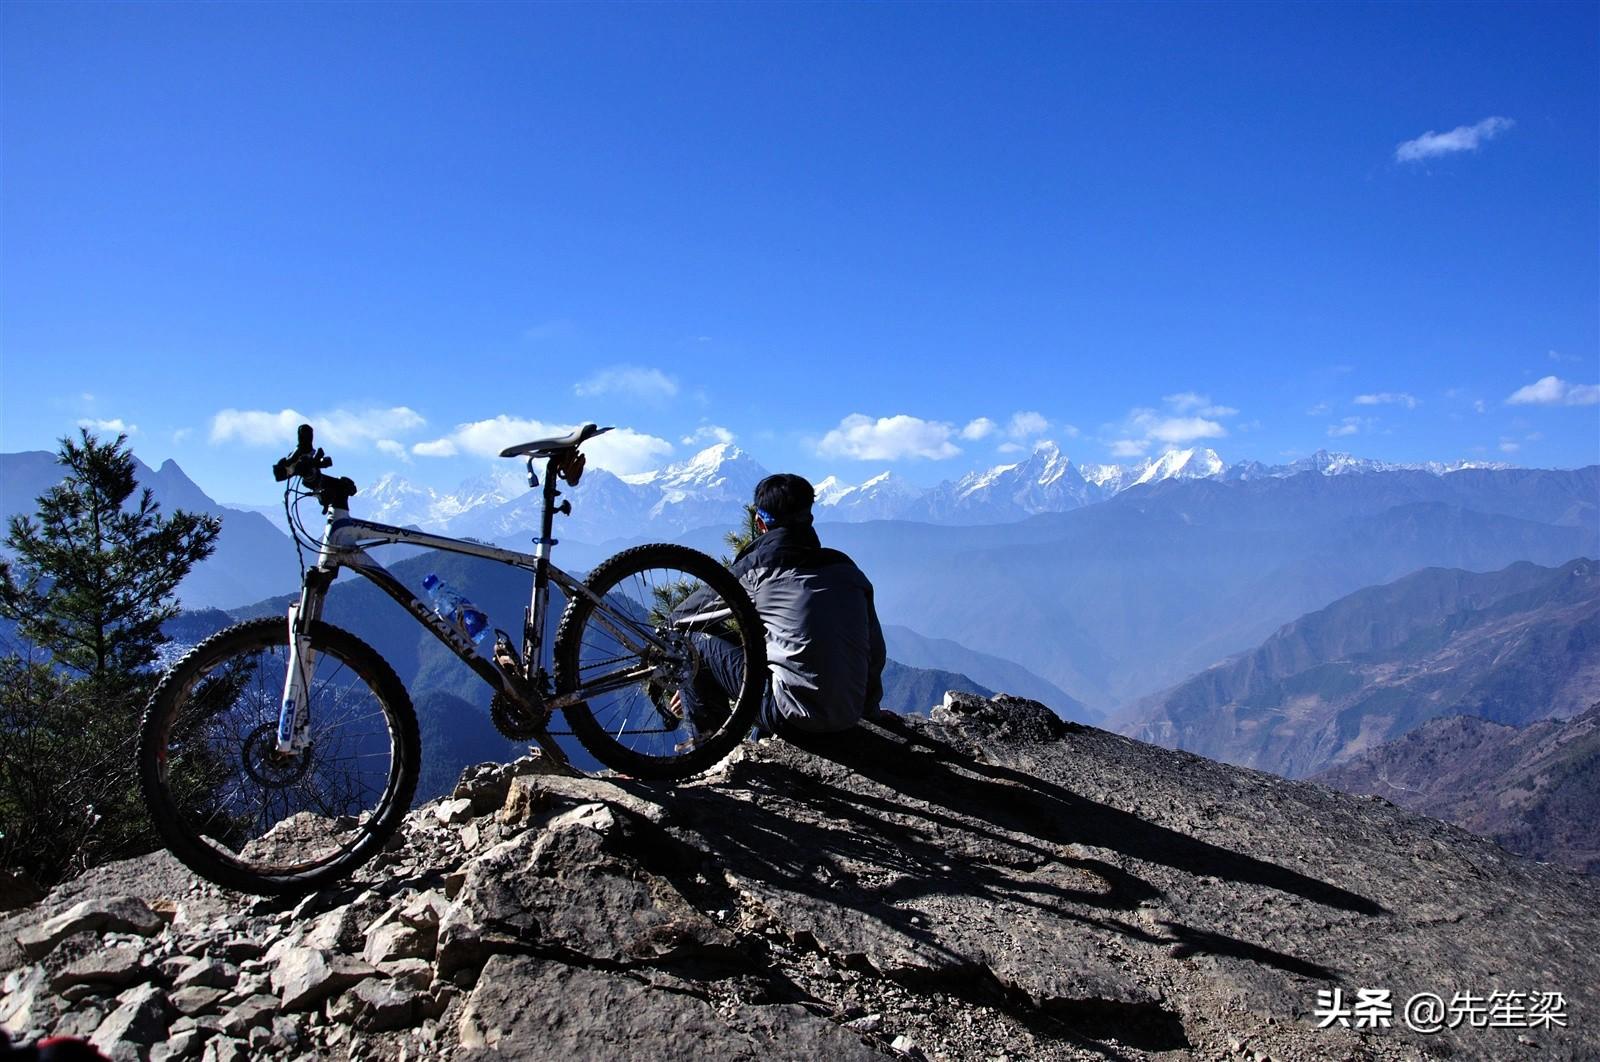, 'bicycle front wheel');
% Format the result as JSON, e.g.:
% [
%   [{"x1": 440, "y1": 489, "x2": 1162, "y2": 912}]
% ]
[
  {"x1": 554, "y1": 544, "x2": 766, "y2": 779},
  {"x1": 138, "y1": 617, "x2": 420, "y2": 896}
]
